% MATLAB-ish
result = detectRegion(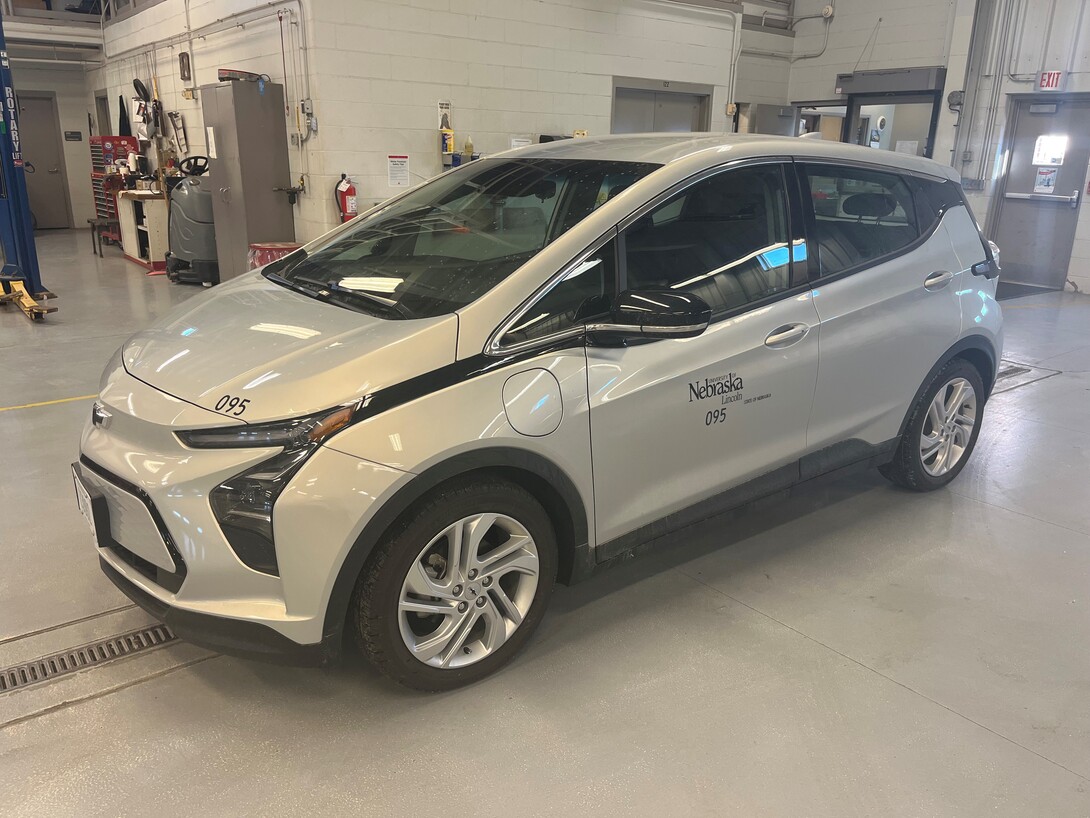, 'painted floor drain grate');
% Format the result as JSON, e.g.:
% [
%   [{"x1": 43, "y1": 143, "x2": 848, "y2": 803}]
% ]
[
  {"x1": 992, "y1": 359, "x2": 1060, "y2": 395},
  {"x1": 0, "y1": 624, "x2": 177, "y2": 693}
]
